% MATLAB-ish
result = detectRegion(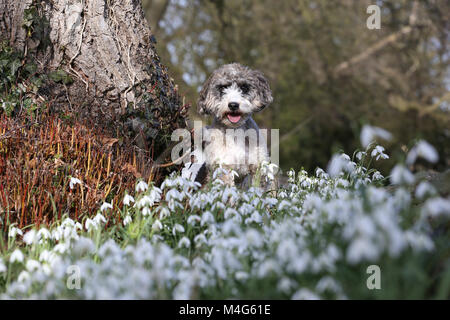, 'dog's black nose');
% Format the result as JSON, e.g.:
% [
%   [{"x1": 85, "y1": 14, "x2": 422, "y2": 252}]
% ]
[{"x1": 228, "y1": 102, "x2": 239, "y2": 111}]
